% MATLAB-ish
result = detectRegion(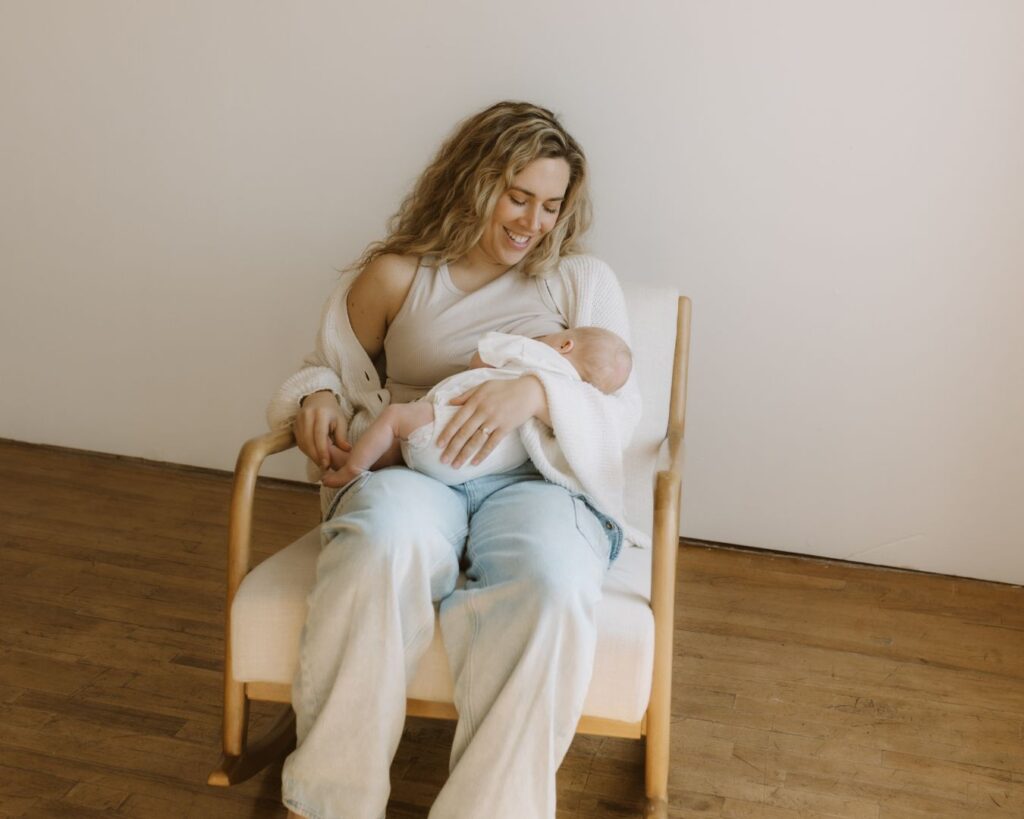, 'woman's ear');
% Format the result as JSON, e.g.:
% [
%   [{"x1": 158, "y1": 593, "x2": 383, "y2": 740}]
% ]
[{"x1": 560, "y1": 339, "x2": 574, "y2": 354}]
